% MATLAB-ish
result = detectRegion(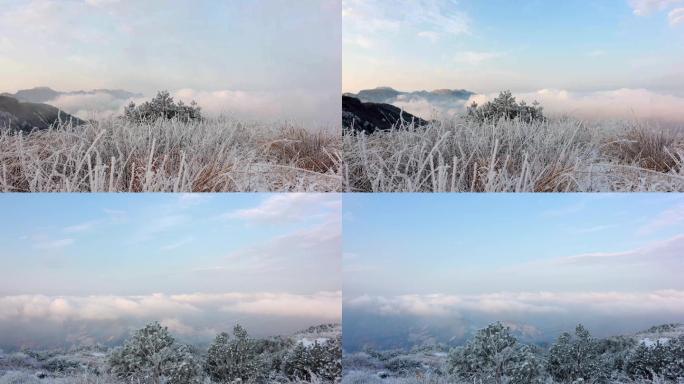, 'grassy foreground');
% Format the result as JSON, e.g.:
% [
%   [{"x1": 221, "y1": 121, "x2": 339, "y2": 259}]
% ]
[
  {"x1": 0, "y1": 118, "x2": 341, "y2": 192},
  {"x1": 343, "y1": 117, "x2": 684, "y2": 192}
]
